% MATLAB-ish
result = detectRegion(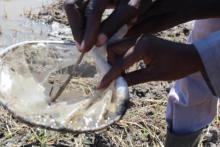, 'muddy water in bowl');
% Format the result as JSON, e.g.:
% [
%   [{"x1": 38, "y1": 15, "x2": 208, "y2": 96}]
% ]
[{"x1": 0, "y1": 41, "x2": 129, "y2": 132}]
